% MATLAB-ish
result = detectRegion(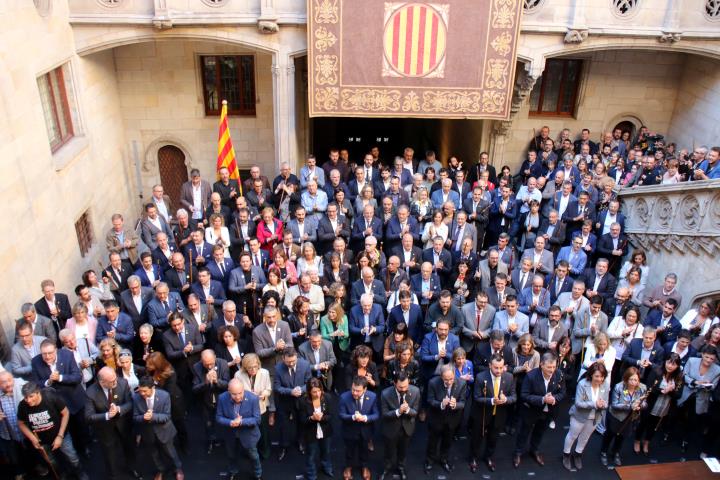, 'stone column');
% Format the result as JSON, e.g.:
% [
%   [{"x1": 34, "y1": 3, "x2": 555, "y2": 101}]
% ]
[{"x1": 271, "y1": 52, "x2": 298, "y2": 171}]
